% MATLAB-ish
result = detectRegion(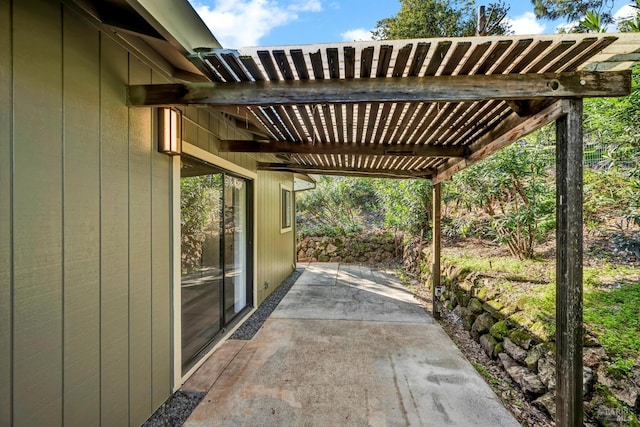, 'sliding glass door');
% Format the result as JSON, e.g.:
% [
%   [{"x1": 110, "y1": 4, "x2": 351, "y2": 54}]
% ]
[{"x1": 180, "y1": 156, "x2": 252, "y2": 372}]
